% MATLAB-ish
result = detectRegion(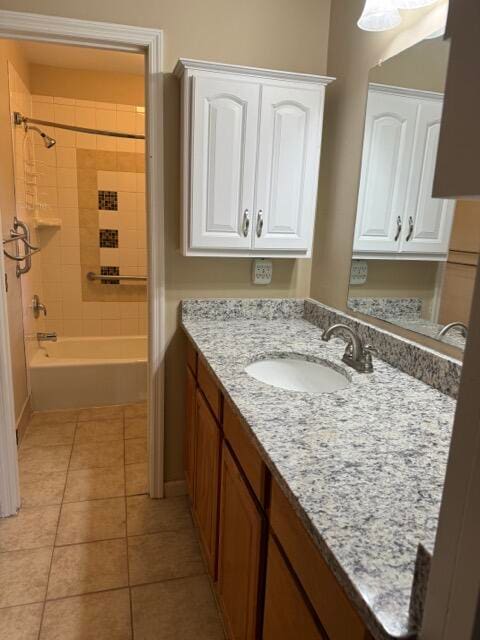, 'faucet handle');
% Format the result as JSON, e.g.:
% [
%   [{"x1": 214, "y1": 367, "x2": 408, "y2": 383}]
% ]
[{"x1": 362, "y1": 344, "x2": 377, "y2": 373}]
